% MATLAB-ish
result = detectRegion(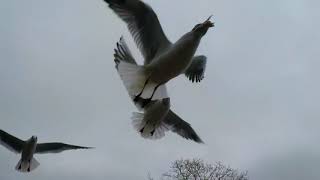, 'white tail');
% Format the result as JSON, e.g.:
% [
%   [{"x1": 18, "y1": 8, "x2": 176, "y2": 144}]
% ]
[
  {"x1": 131, "y1": 112, "x2": 170, "y2": 140},
  {"x1": 15, "y1": 158, "x2": 40, "y2": 173}
]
